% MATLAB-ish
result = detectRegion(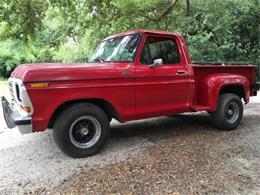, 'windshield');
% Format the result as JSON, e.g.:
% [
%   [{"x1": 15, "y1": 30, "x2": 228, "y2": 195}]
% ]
[{"x1": 89, "y1": 33, "x2": 140, "y2": 63}]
